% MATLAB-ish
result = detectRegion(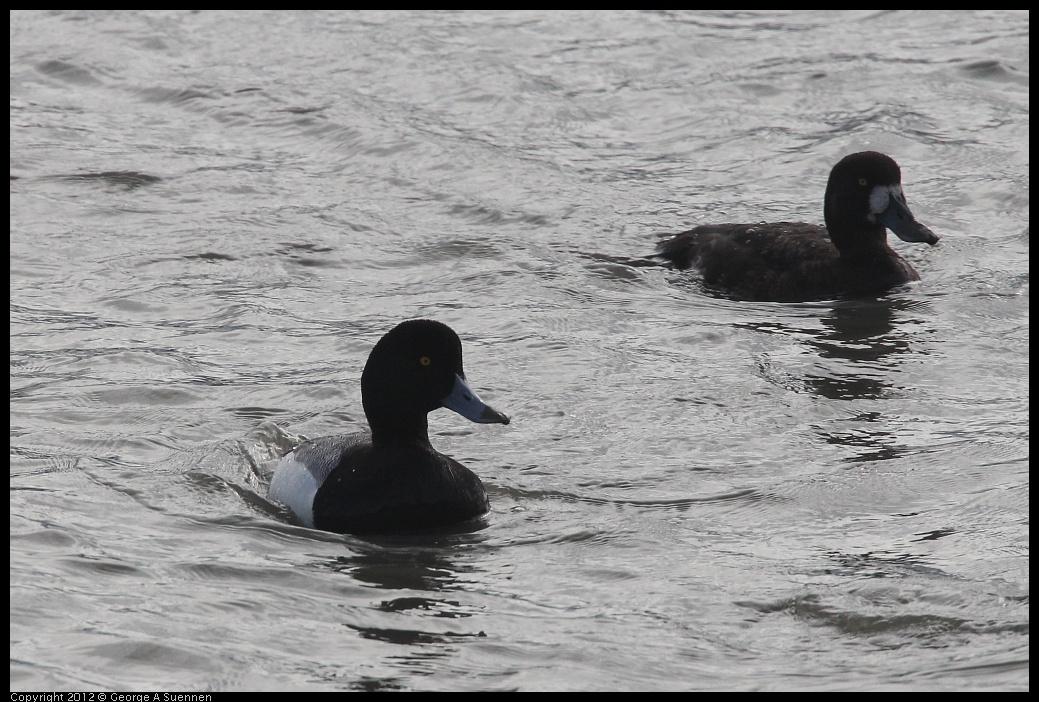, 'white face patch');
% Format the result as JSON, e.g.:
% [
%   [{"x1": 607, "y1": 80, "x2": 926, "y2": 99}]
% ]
[{"x1": 868, "y1": 184, "x2": 902, "y2": 222}]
